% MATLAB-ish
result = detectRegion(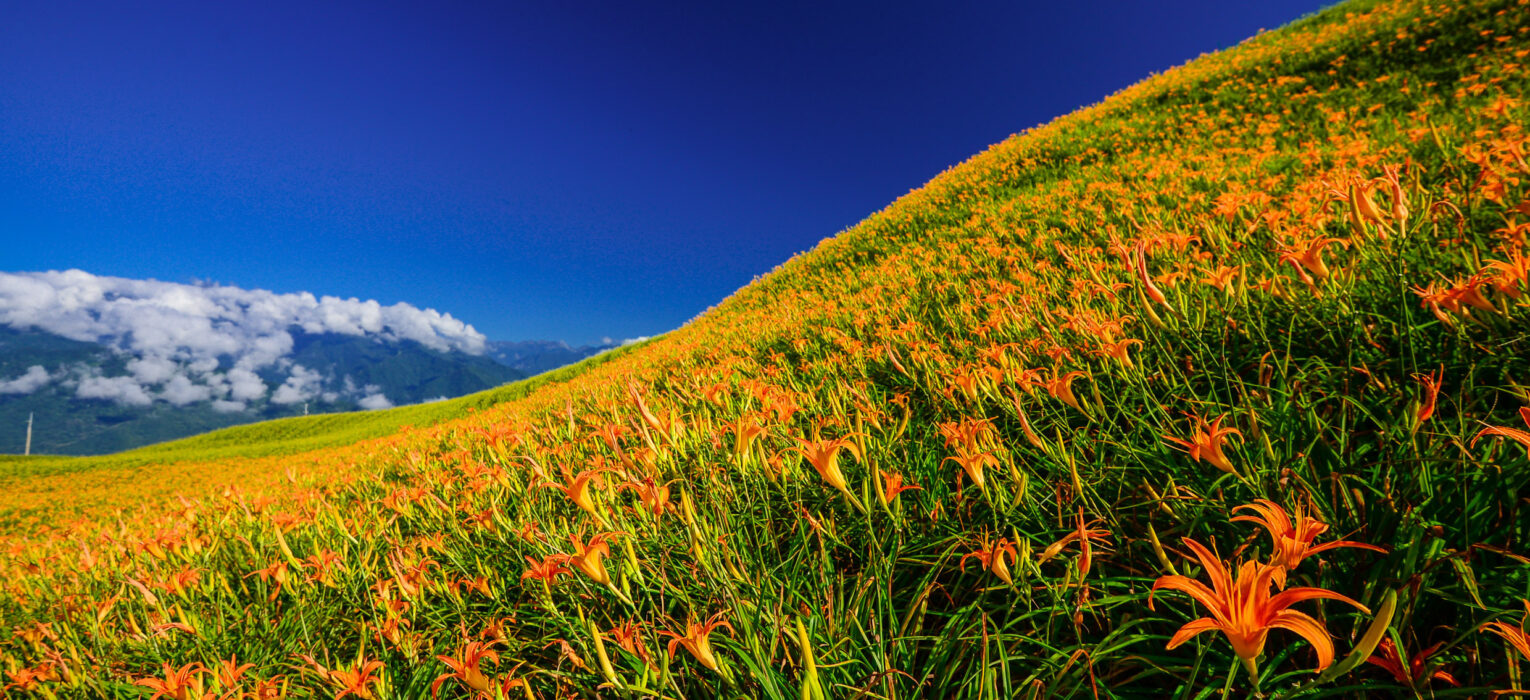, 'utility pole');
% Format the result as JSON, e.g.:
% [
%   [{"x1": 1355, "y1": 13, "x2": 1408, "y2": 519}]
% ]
[{"x1": 24, "y1": 412, "x2": 33, "y2": 456}]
